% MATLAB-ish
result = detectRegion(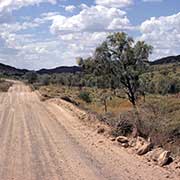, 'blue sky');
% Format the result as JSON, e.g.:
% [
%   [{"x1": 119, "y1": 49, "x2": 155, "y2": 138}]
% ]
[{"x1": 0, "y1": 0, "x2": 179, "y2": 70}]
